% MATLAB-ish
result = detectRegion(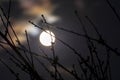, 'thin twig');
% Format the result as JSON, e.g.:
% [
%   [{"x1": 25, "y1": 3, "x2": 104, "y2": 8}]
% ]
[
  {"x1": 25, "y1": 30, "x2": 34, "y2": 68},
  {"x1": 106, "y1": 0, "x2": 120, "y2": 22}
]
